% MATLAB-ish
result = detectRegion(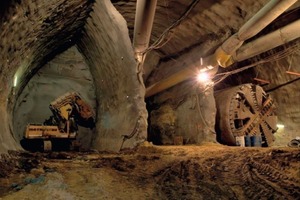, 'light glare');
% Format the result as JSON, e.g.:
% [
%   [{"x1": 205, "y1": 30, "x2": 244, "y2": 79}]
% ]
[
  {"x1": 13, "y1": 76, "x2": 18, "y2": 87},
  {"x1": 197, "y1": 72, "x2": 209, "y2": 83},
  {"x1": 277, "y1": 124, "x2": 284, "y2": 128}
]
